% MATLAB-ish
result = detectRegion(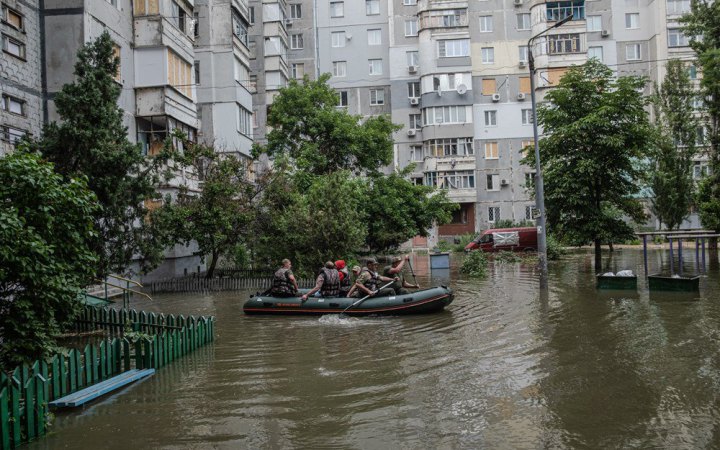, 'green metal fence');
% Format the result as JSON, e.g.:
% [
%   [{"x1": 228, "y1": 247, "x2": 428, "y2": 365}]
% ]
[{"x1": 0, "y1": 306, "x2": 214, "y2": 449}]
